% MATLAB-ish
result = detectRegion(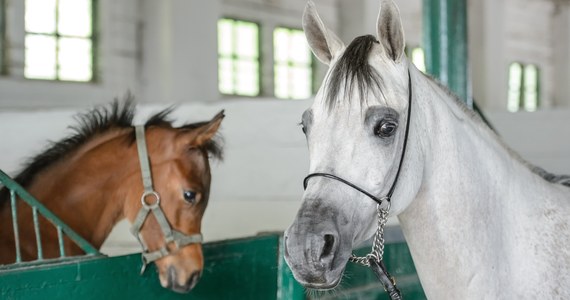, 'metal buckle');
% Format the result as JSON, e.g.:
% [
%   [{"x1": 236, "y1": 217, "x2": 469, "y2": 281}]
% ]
[{"x1": 141, "y1": 191, "x2": 160, "y2": 209}]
